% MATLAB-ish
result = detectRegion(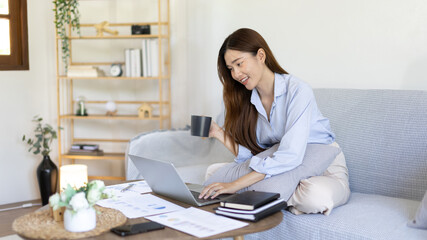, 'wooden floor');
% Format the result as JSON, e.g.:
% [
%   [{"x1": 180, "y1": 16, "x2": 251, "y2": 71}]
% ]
[{"x1": 0, "y1": 200, "x2": 42, "y2": 237}]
